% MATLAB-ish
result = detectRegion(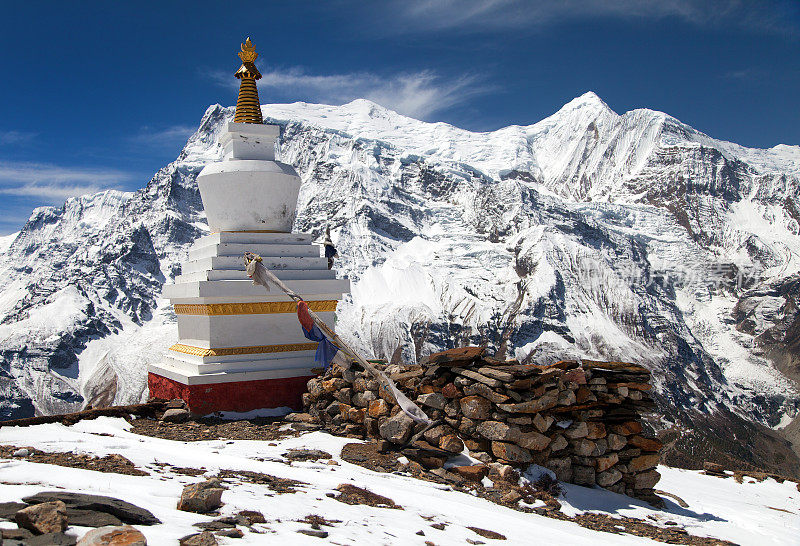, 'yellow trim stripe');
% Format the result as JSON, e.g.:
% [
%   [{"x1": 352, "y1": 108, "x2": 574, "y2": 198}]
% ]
[
  {"x1": 173, "y1": 300, "x2": 338, "y2": 315},
  {"x1": 212, "y1": 229, "x2": 288, "y2": 233},
  {"x1": 169, "y1": 342, "x2": 319, "y2": 357}
]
